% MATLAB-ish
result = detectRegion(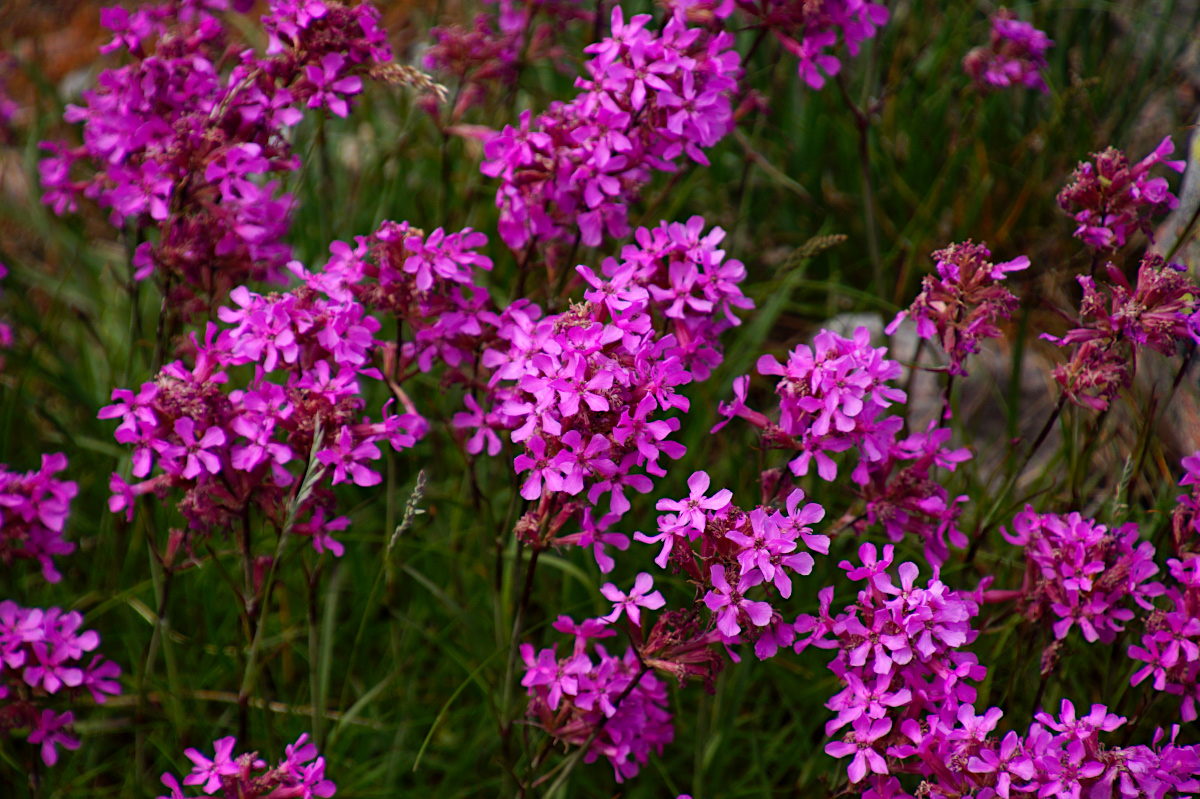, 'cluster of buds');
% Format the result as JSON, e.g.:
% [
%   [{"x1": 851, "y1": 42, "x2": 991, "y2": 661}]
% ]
[
  {"x1": 0, "y1": 601, "x2": 121, "y2": 766},
  {"x1": 1057, "y1": 136, "x2": 1185, "y2": 251},
  {"x1": 423, "y1": 0, "x2": 587, "y2": 121},
  {"x1": 0, "y1": 453, "x2": 77, "y2": 583},
  {"x1": 1043, "y1": 254, "x2": 1195, "y2": 412},
  {"x1": 157, "y1": 734, "x2": 334, "y2": 799},
  {"x1": 962, "y1": 9, "x2": 1054, "y2": 93},
  {"x1": 988, "y1": 507, "x2": 1163, "y2": 644},
  {"x1": 886, "y1": 241, "x2": 1029, "y2": 376}
]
